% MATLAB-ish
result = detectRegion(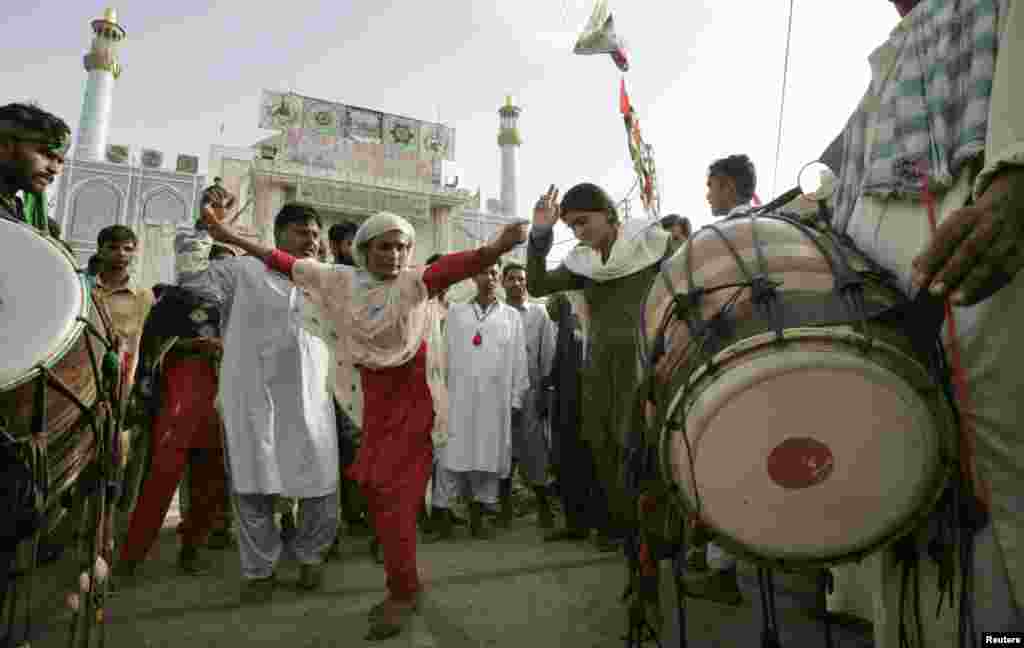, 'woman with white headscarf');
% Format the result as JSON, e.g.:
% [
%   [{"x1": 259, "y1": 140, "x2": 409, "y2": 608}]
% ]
[{"x1": 203, "y1": 208, "x2": 528, "y2": 640}]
